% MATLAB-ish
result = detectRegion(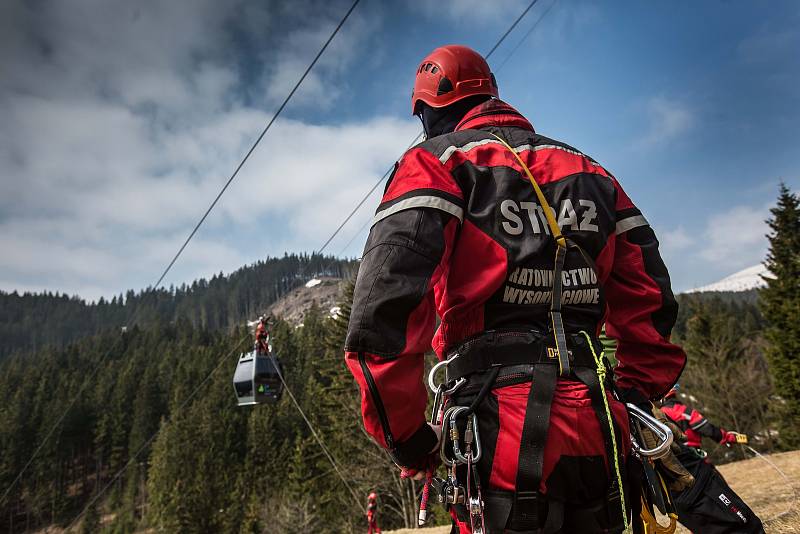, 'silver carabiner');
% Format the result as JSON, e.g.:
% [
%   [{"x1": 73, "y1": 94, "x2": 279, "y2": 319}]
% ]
[
  {"x1": 627, "y1": 403, "x2": 674, "y2": 459},
  {"x1": 427, "y1": 358, "x2": 465, "y2": 395},
  {"x1": 430, "y1": 386, "x2": 444, "y2": 425},
  {"x1": 440, "y1": 406, "x2": 459, "y2": 466},
  {"x1": 441, "y1": 406, "x2": 482, "y2": 466}
]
